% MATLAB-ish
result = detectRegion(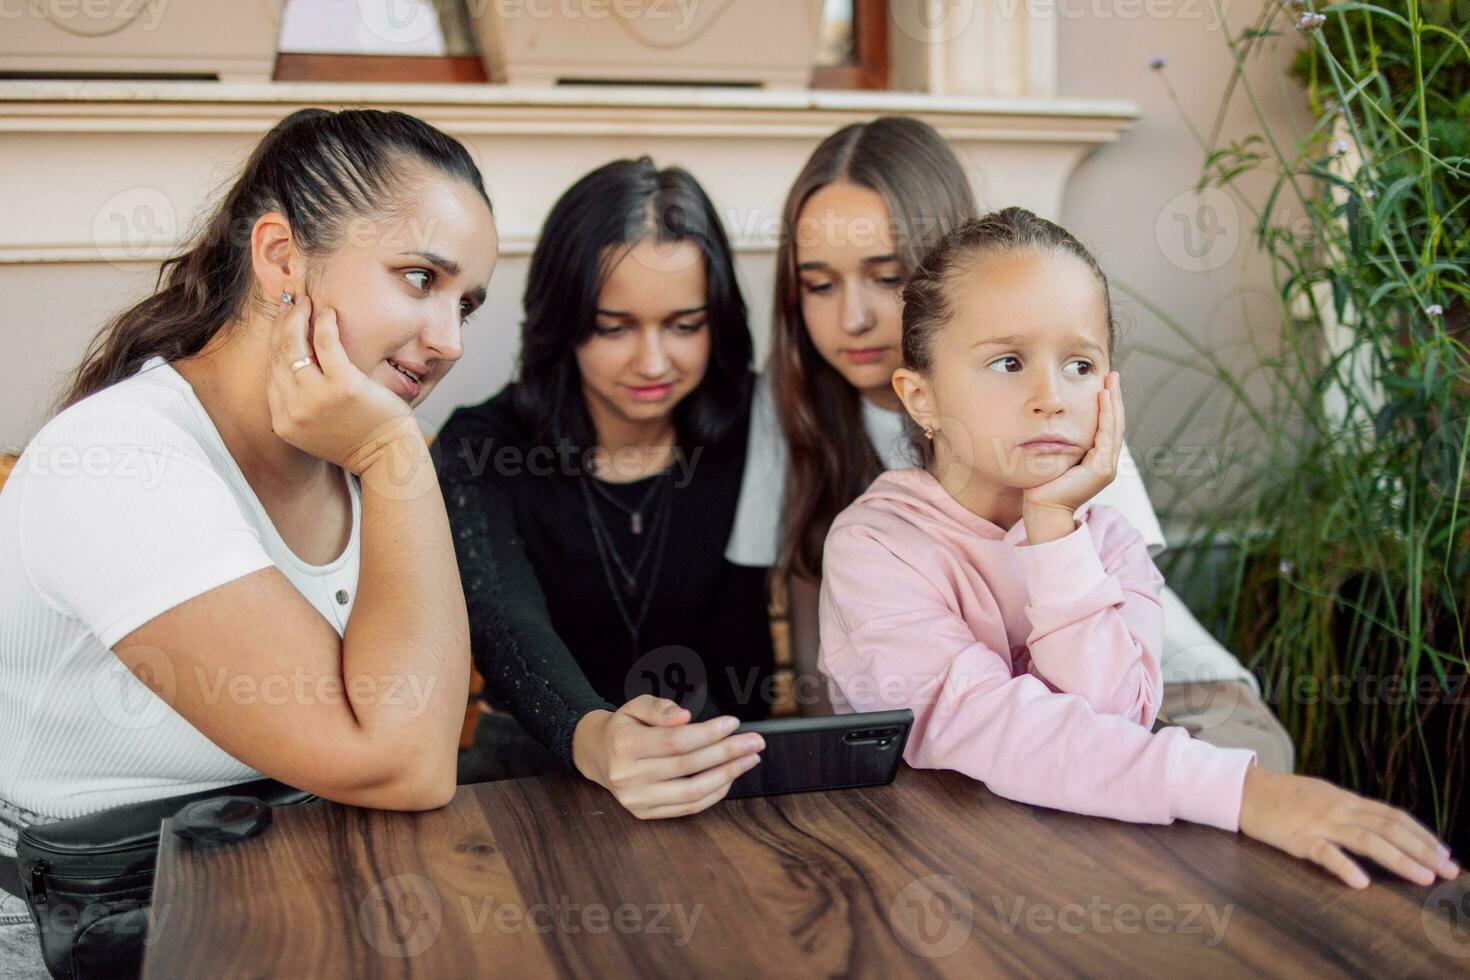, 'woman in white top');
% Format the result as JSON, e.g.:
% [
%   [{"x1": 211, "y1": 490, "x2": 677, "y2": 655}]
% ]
[
  {"x1": 727, "y1": 117, "x2": 1293, "y2": 771},
  {"x1": 0, "y1": 107, "x2": 497, "y2": 971}
]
